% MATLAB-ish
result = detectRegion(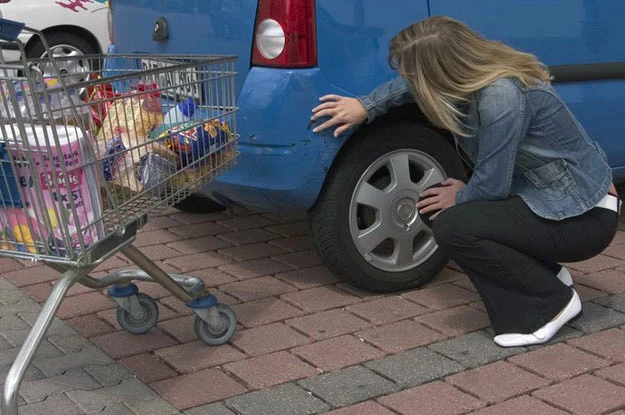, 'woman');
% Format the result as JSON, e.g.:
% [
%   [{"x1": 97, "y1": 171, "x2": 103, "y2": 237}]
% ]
[{"x1": 310, "y1": 16, "x2": 619, "y2": 347}]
